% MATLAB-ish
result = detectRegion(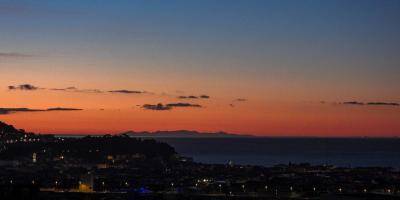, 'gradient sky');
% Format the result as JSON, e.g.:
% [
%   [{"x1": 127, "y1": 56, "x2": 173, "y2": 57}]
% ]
[{"x1": 1, "y1": 0, "x2": 399, "y2": 136}]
